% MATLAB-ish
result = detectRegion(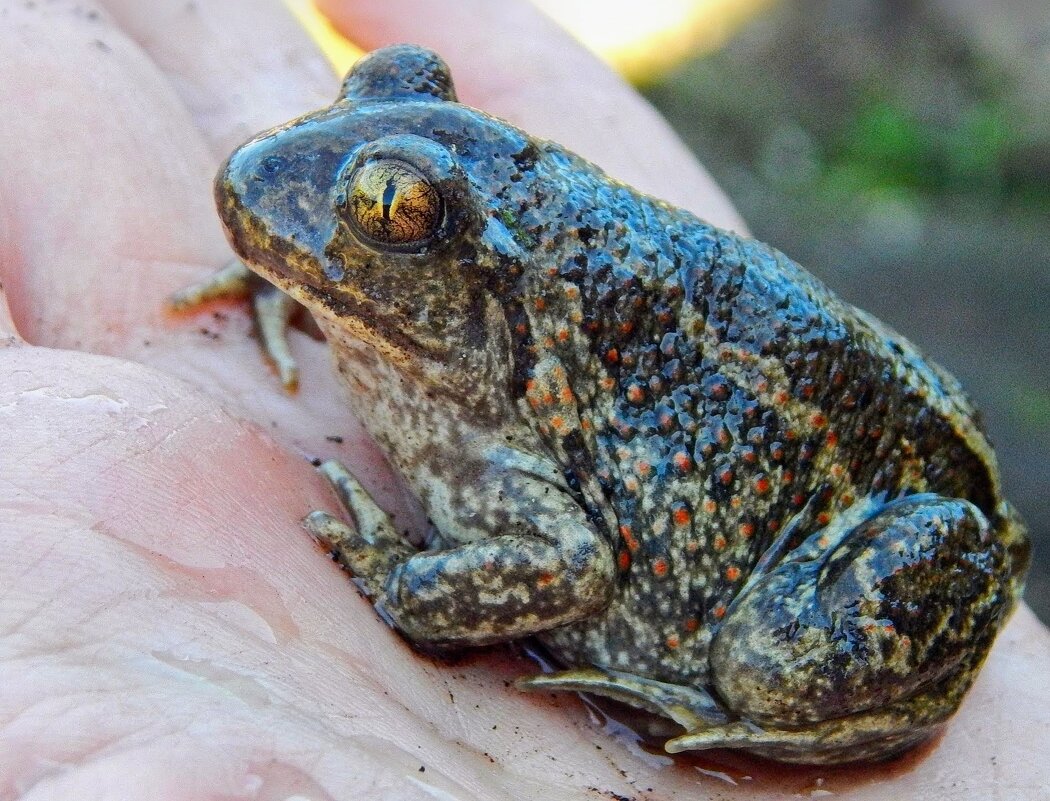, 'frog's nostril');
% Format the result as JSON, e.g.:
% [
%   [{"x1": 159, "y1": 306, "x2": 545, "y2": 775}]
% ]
[{"x1": 260, "y1": 155, "x2": 286, "y2": 175}]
